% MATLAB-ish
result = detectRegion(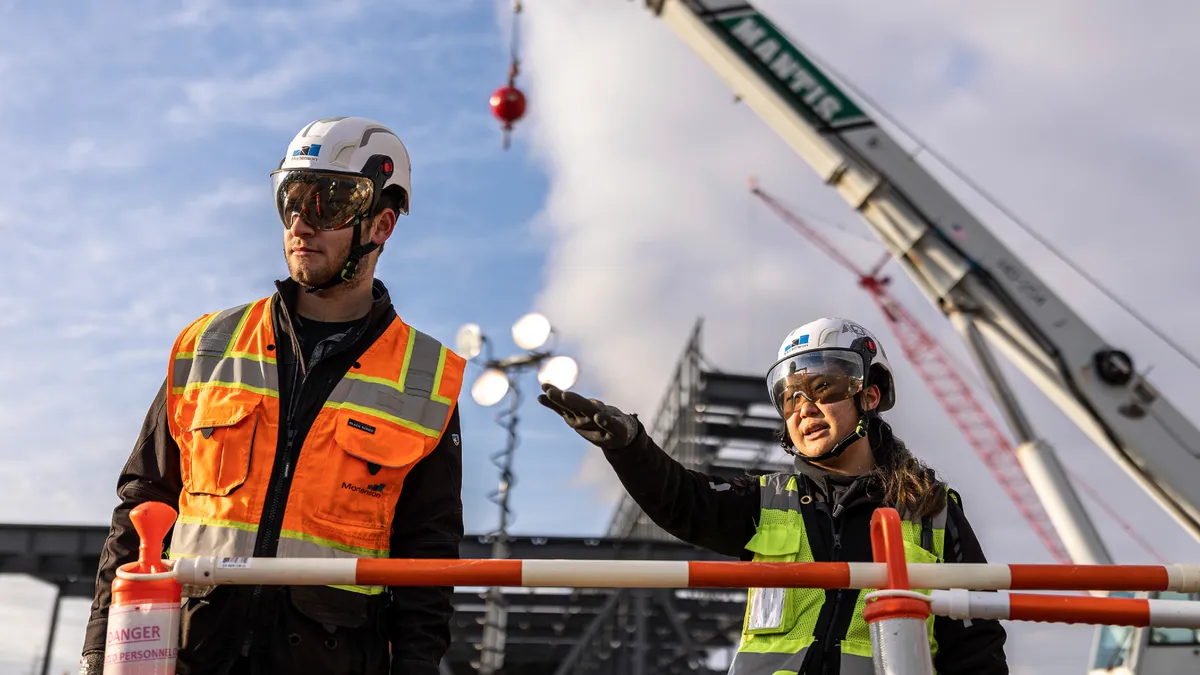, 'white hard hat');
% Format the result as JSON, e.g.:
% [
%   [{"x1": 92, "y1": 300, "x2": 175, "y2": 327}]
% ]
[
  {"x1": 769, "y1": 317, "x2": 896, "y2": 413},
  {"x1": 271, "y1": 117, "x2": 413, "y2": 291},
  {"x1": 275, "y1": 116, "x2": 412, "y2": 216}
]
